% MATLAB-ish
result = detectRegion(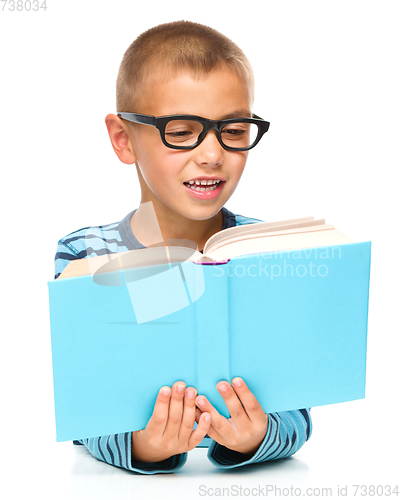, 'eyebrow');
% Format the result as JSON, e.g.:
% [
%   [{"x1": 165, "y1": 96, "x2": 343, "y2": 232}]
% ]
[
  {"x1": 168, "y1": 110, "x2": 253, "y2": 120},
  {"x1": 220, "y1": 110, "x2": 253, "y2": 119}
]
